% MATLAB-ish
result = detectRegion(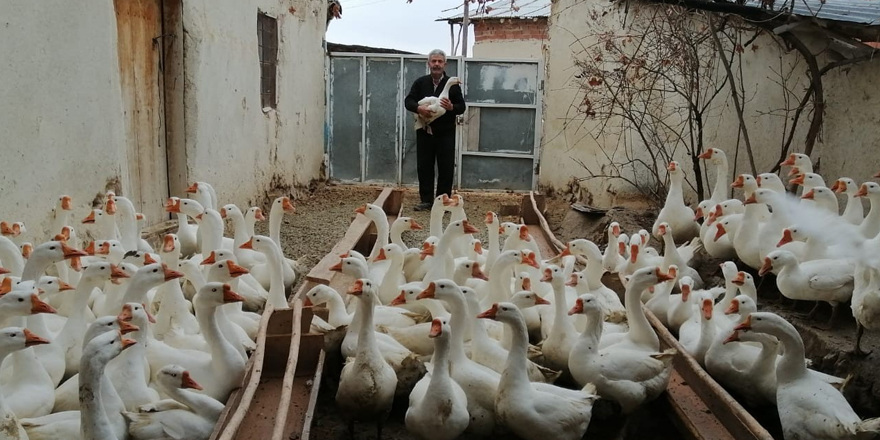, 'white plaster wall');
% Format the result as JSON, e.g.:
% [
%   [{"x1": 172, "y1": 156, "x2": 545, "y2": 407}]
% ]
[
  {"x1": 474, "y1": 39, "x2": 545, "y2": 59},
  {"x1": 182, "y1": 0, "x2": 327, "y2": 207},
  {"x1": 0, "y1": 1, "x2": 130, "y2": 242},
  {"x1": 541, "y1": 0, "x2": 880, "y2": 207}
]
